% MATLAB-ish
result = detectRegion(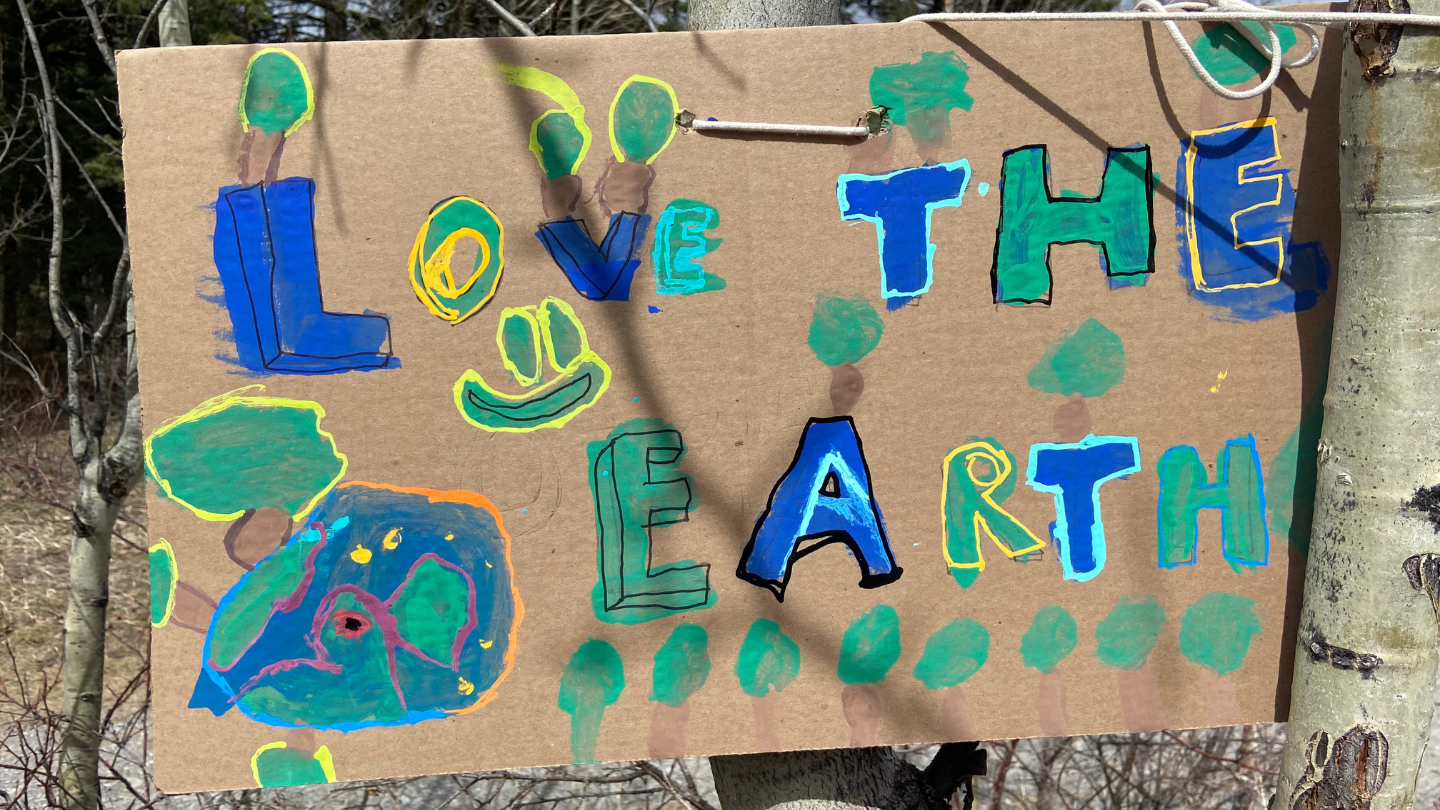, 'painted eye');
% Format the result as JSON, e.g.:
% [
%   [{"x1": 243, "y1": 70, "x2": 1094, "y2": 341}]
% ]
[{"x1": 331, "y1": 610, "x2": 372, "y2": 638}]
